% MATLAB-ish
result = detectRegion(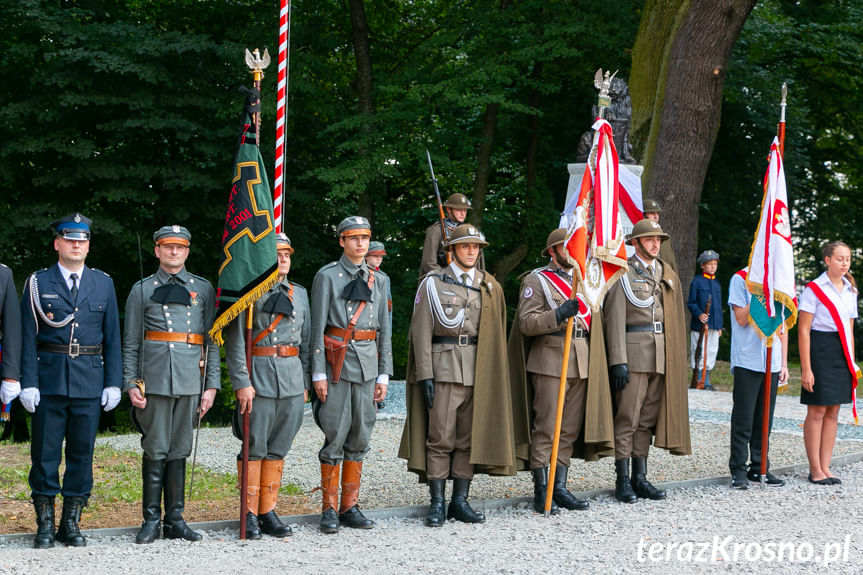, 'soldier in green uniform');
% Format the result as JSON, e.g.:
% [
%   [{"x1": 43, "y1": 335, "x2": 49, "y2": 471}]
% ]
[
  {"x1": 603, "y1": 219, "x2": 690, "y2": 504},
  {"x1": 420, "y1": 192, "x2": 472, "y2": 277},
  {"x1": 226, "y1": 233, "x2": 310, "y2": 540},
  {"x1": 122, "y1": 225, "x2": 221, "y2": 544},
  {"x1": 310, "y1": 216, "x2": 392, "y2": 534},
  {"x1": 401, "y1": 224, "x2": 524, "y2": 527},
  {"x1": 366, "y1": 241, "x2": 391, "y2": 411}
]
